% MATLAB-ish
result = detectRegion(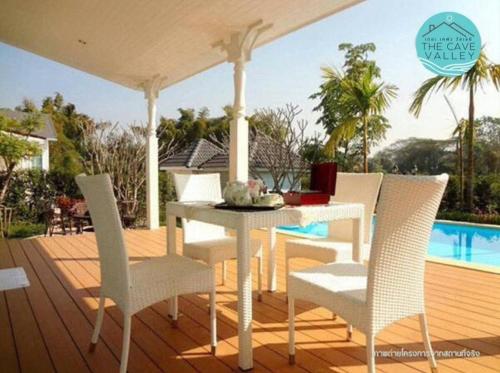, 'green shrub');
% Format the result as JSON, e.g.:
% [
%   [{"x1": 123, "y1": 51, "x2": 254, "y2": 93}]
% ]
[
  {"x1": 474, "y1": 174, "x2": 500, "y2": 213},
  {"x1": 8, "y1": 222, "x2": 45, "y2": 238},
  {"x1": 1, "y1": 168, "x2": 80, "y2": 224},
  {"x1": 437, "y1": 211, "x2": 500, "y2": 225},
  {"x1": 439, "y1": 174, "x2": 500, "y2": 215},
  {"x1": 3, "y1": 169, "x2": 56, "y2": 222},
  {"x1": 440, "y1": 175, "x2": 460, "y2": 211}
]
